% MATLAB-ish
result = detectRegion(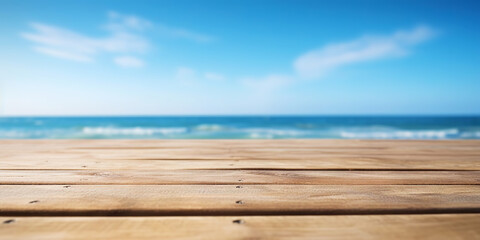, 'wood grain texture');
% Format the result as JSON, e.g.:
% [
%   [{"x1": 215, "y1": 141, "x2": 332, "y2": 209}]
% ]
[
  {"x1": 1, "y1": 214, "x2": 480, "y2": 240},
  {"x1": 1, "y1": 140, "x2": 479, "y2": 170},
  {"x1": 2, "y1": 170, "x2": 479, "y2": 185},
  {"x1": 1, "y1": 185, "x2": 480, "y2": 216},
  {"x1": 1, "y1": 140, "x2": 480, "y2": 238},
  {"x1": 2, "y1": 158, "x2": 480, "y2": 170}
]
